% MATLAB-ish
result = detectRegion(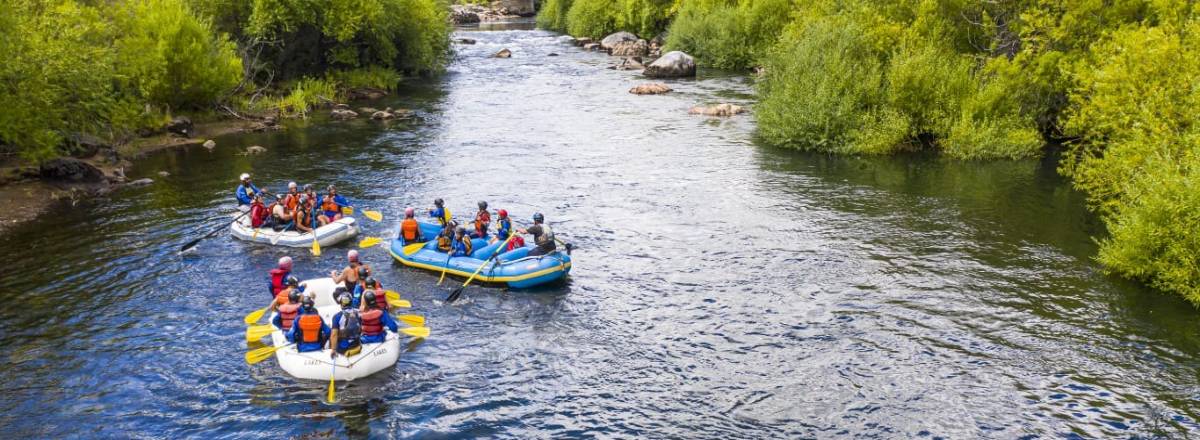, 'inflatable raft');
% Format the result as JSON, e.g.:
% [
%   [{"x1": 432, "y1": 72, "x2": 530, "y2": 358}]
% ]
[
  {"x1": 231, "y1": 215, "x2": 359, "y2": 248},
  {"x1": 388, "y1": 222, "x2": 571, "y2": 289},
  {"x1": 267, "y1": 278, "x2": 401, "y2": 381}
]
